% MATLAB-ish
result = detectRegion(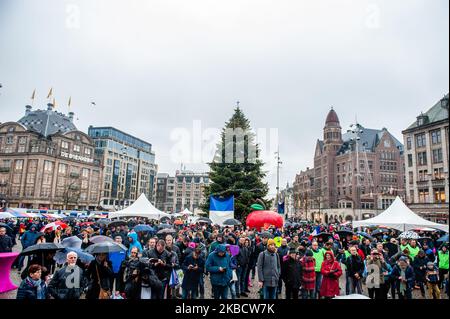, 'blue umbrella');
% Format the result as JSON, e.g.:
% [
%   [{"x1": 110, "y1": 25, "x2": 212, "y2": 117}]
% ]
[
  {"x1": 54, "y1": 247, "x2": 94, "y2": 264},
  {"x1": 134, "y1": 224, "x2": 154, "y2": 233},
  {"x1": 61, "y1": 236, "x2": 82, "y2": 249},
  {"x1": 437, "y1": 234, "x2": 449, "y2": 243}
]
